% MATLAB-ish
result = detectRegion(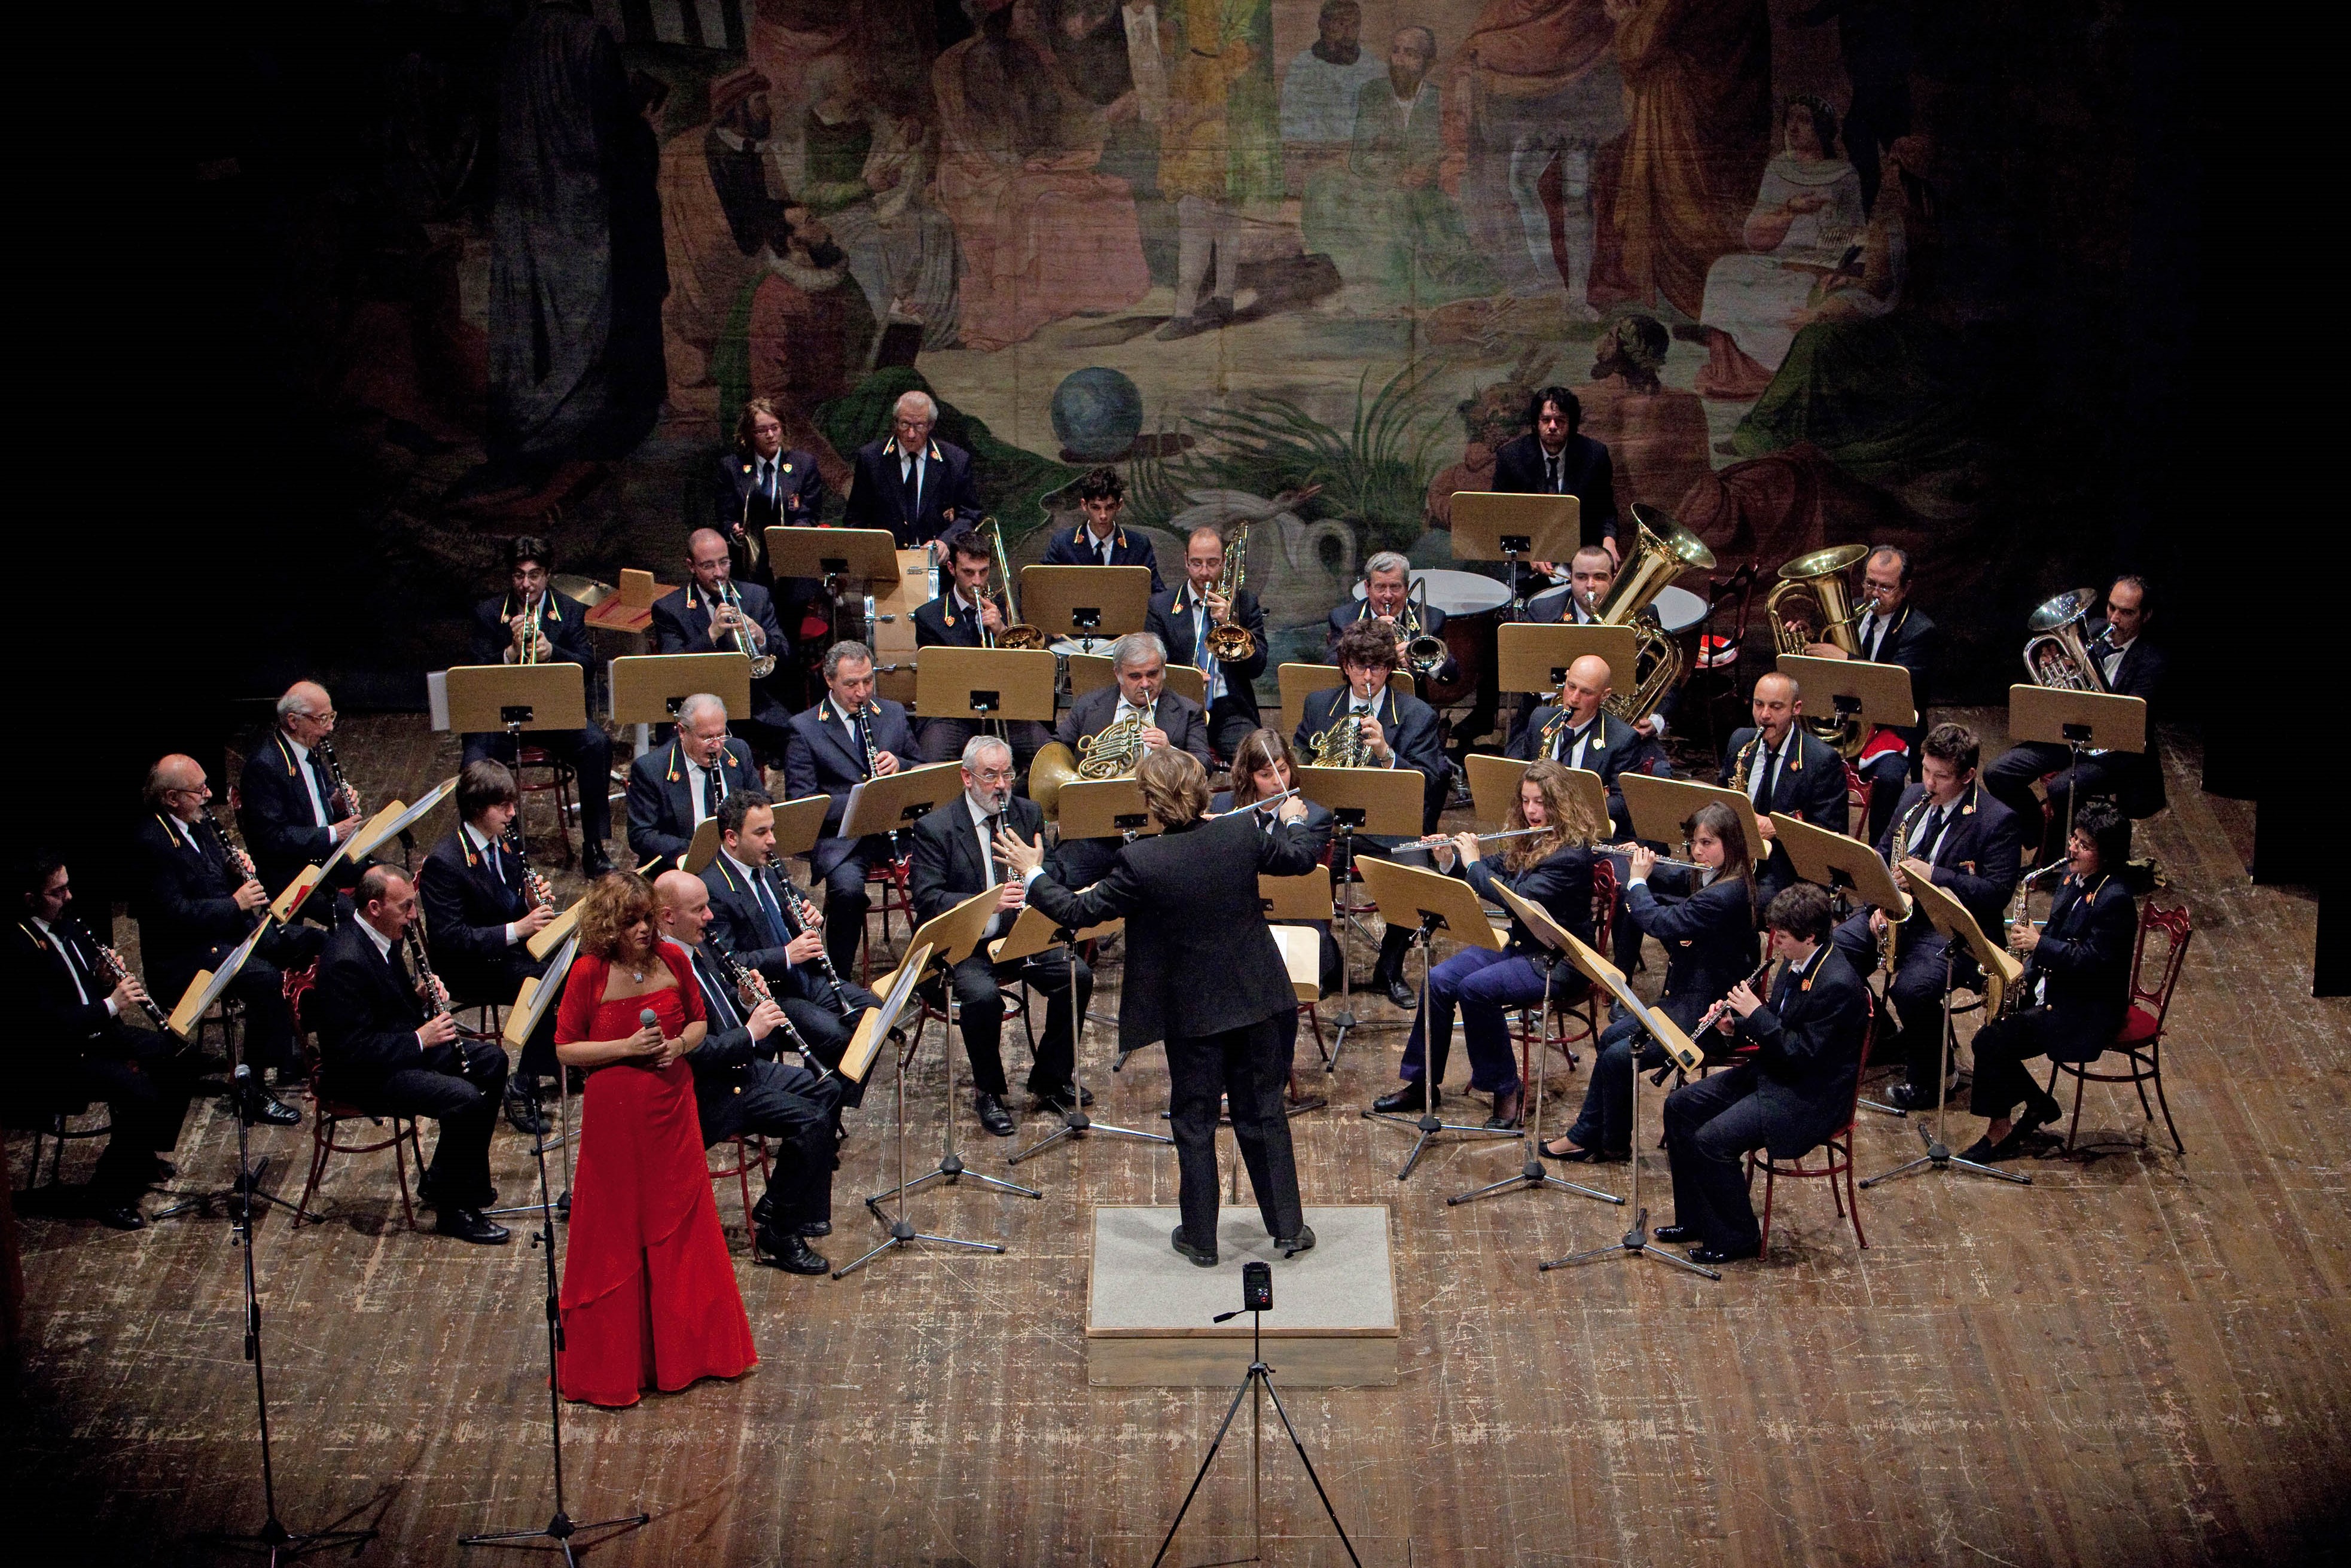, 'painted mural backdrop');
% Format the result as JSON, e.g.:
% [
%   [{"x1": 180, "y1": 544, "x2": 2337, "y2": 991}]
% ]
[{"x1": 336, "y1": 0, "x2": 2116, "y2": 698}]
